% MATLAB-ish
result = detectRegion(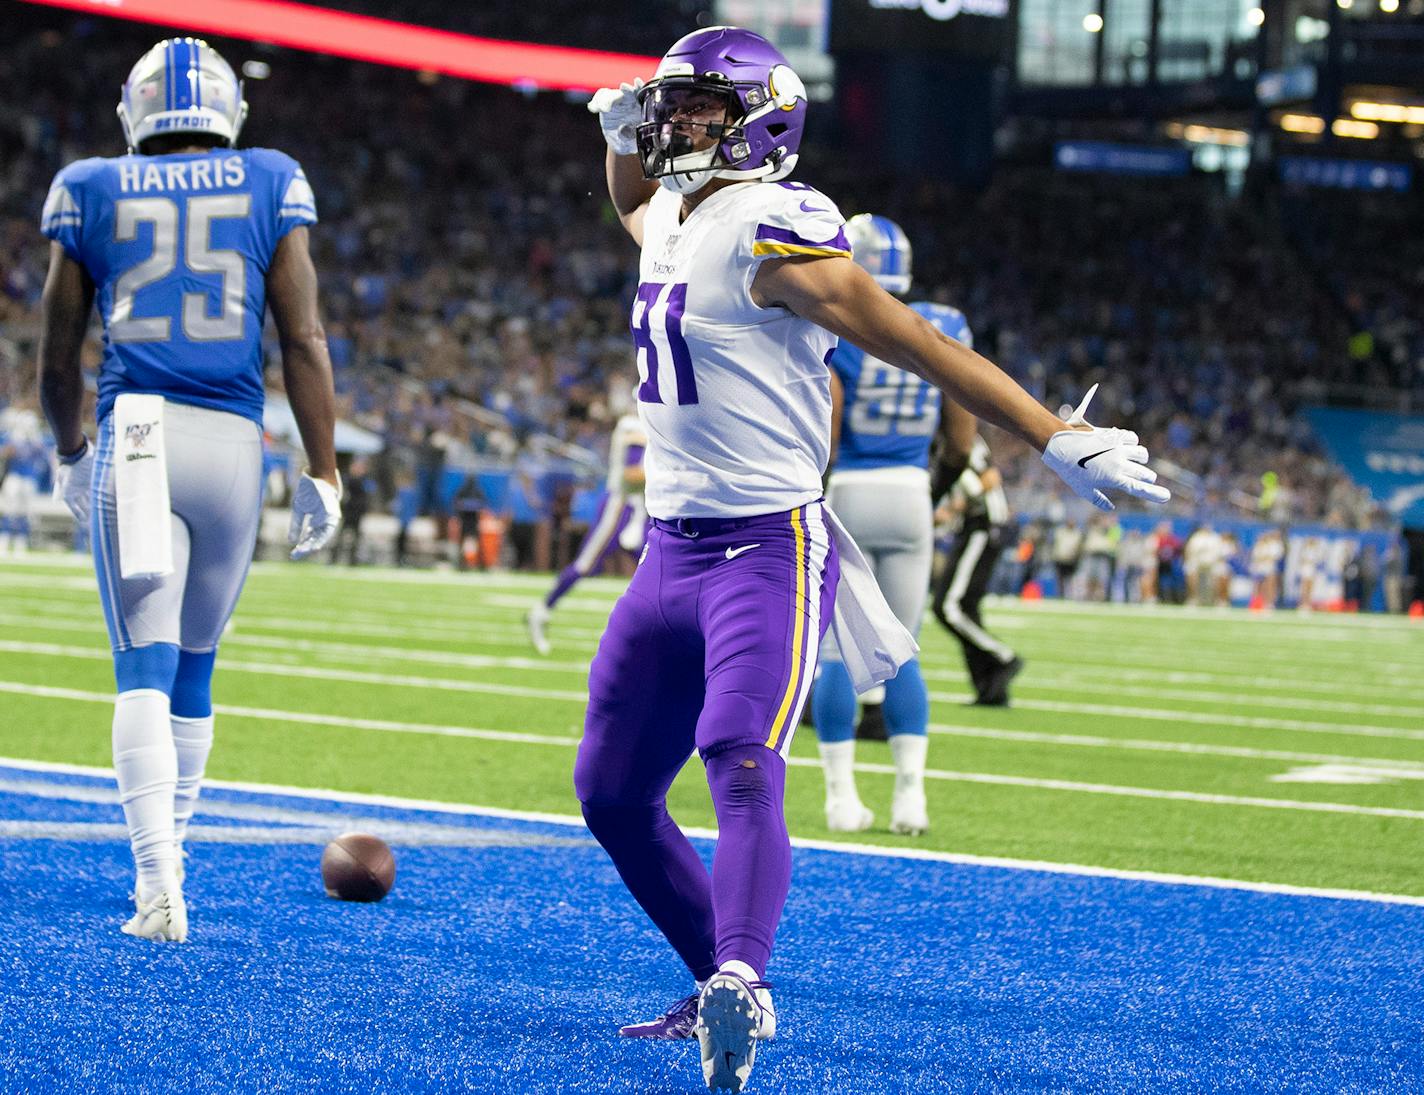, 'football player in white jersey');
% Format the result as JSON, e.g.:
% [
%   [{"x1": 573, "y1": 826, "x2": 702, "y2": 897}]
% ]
[
  {"x1": 583, "y1": 27, "x2": 1167, "y2": 1092},
  {"x1": 526, "y1": 410, "x2": 647, "y2": 655}
]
